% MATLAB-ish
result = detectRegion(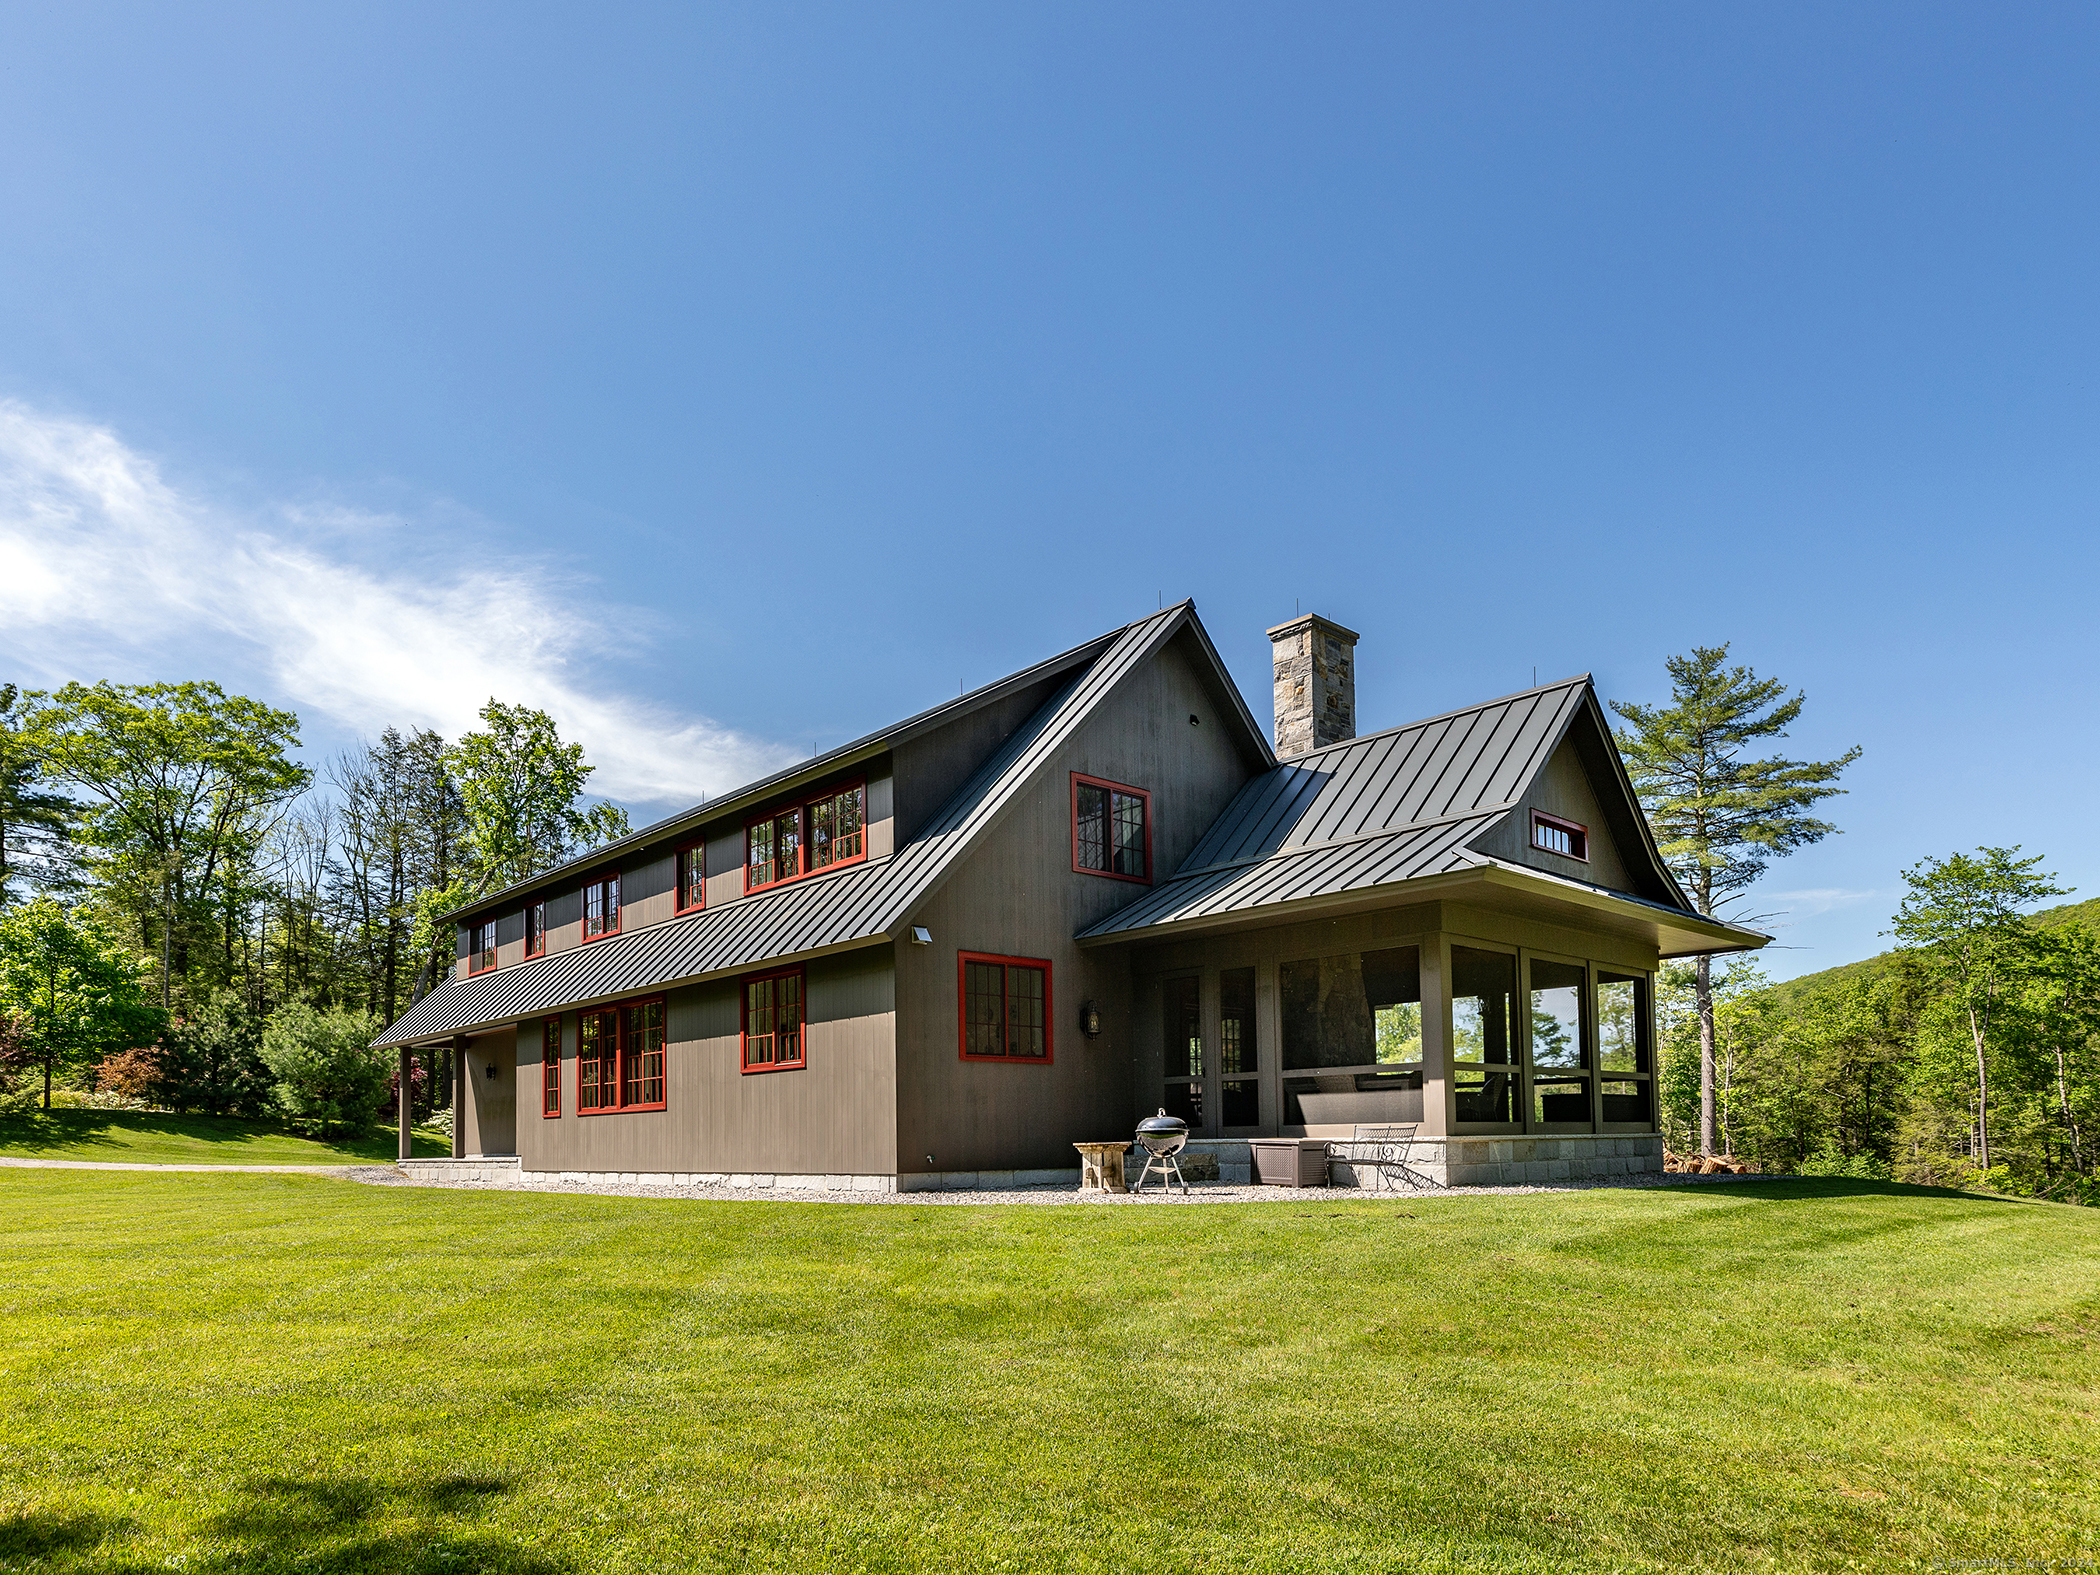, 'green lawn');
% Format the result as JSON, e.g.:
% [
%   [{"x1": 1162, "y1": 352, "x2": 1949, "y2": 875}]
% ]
[
  {"x1": 0, "y1": 1175, "x2": 2094, "y2": 1574},
  {"x1": 0, "y1": 1105, "x2": 450, "y2": 1165}
]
